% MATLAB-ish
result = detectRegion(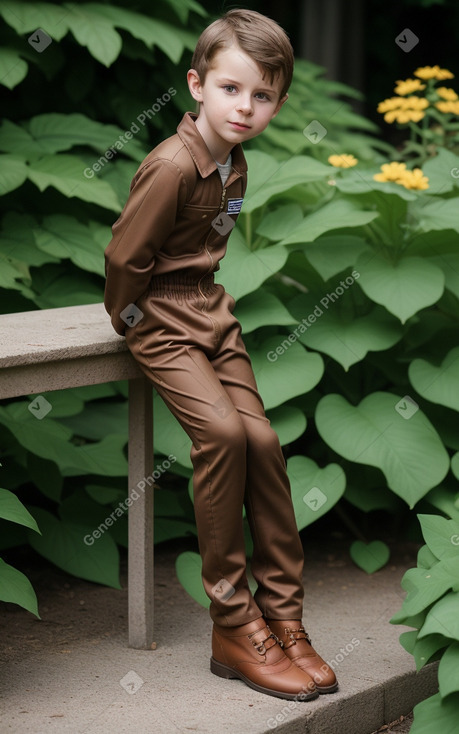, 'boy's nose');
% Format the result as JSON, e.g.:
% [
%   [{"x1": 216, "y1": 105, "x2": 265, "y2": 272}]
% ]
[{"x1": 235, "y1": 97, "x2": 253, "y2": 115}]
